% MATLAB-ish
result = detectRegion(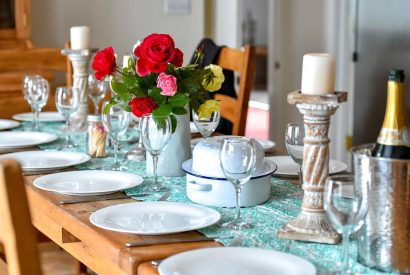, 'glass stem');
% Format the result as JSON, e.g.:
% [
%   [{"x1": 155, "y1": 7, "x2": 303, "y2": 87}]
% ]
[
  {"x1": 152, "y1": 155, "x2": 158, "y2": 186},
  {"x1": 341, "y1": 231, "x2": 350, "y2": 272},
  {"x1": 94, "y1": 100, "x2": 99, "y2": 114},
  {"x1": 113, "y1": 138, "x2": 119, "y2": 164},
  {"x1": 235, "y1": 185, "x2": 242, "y2": 221},
  {"x1": 33, "y1": 107, "x2": 39, "y2": 130},
  {"x1": 65, "y1": 118, "x2": 71, "y2": 145},
  {"x1": 138, "y1": 132, "x2": 143, "y2": 148}
]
